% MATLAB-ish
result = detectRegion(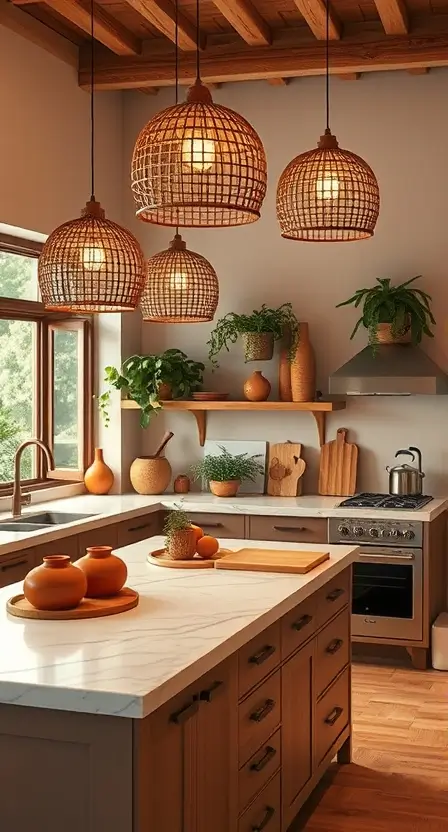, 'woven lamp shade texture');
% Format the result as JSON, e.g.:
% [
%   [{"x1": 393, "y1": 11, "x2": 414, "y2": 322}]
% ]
[
  {"x1": 38, "y1": 205, "x2": 145, "y2": 312},
  {"x1": 131, "y1": 85, "x2": 267, "y2": 228},
  {"x1": 277, "y1": 140, "x2": 380, "y2": 242}
]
